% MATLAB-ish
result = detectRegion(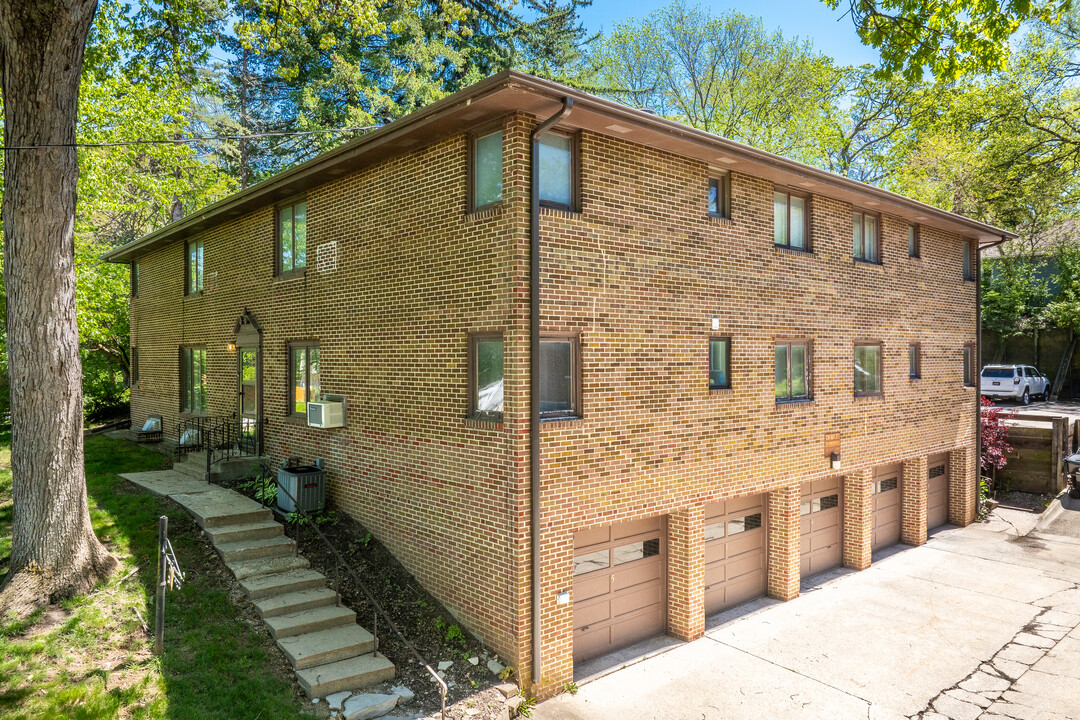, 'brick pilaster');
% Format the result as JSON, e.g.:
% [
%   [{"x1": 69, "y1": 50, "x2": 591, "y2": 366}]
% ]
[
  {"x1": 901, "y1": 456, "x2": 928, "y2": 545},
  {"x1": 767, "y1": 484, "x2": 801, "y2": 601},
  {"x1": 949, "y1": 445, "x2": 977, "y2": 527},
  {"x1": 843, "y1": 470, "x2": 872, "y2": 570},
  {"x1": 667, "y1": 505, "x2": 705, "y2": 641}
]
